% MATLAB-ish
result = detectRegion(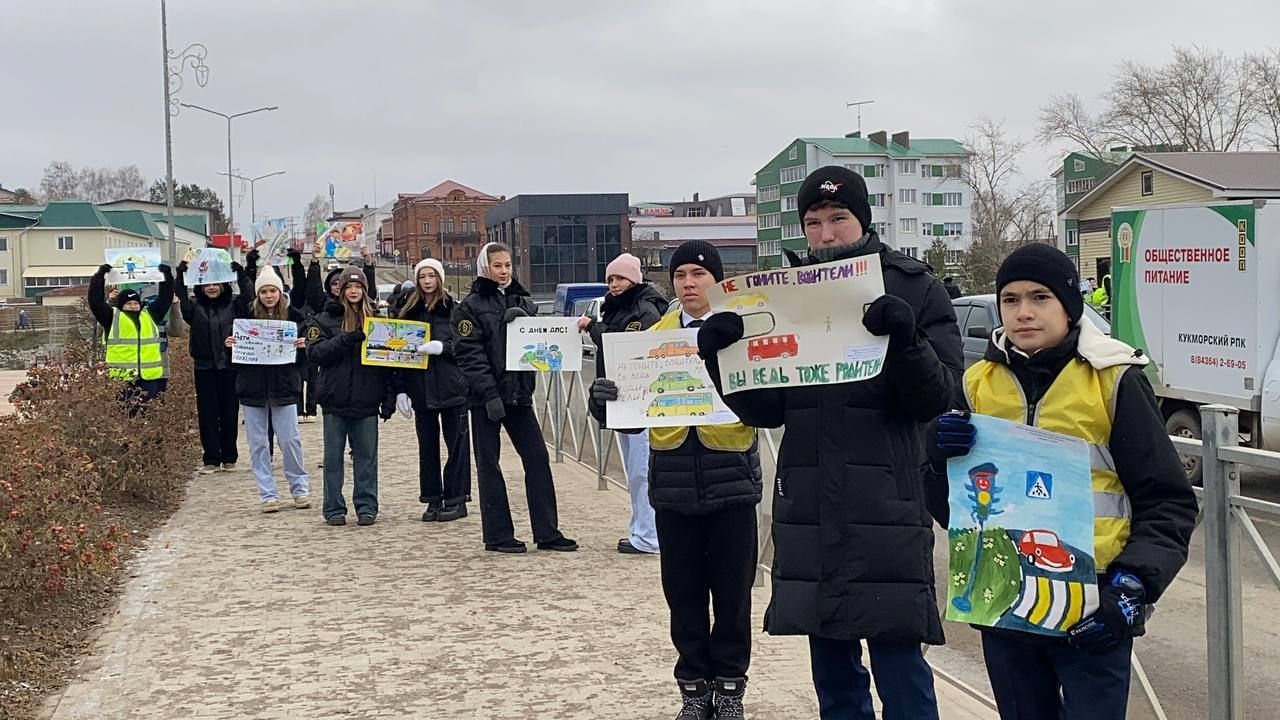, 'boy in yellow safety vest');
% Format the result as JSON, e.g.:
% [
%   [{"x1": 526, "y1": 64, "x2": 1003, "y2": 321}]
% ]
[
  {"x1": 89, "y1": 262, "x2": 175, "y2": 406},
  {"x1": 589, "y1": 240, "x2": 762, "y2": 720},
  {"x1": 927, "y1": 244, "x2": 1197, "y2": 720}
]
